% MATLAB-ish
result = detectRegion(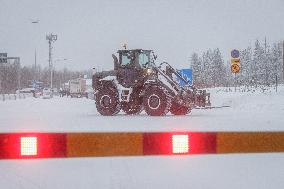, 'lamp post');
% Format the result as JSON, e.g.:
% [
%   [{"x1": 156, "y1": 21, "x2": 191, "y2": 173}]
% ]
[
  {"x1": 46, "y1": 33, "x2": 57, "y2": 89},
  {"x1": 31, "y1": 20, "x2": 39, "y2": 81}
]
